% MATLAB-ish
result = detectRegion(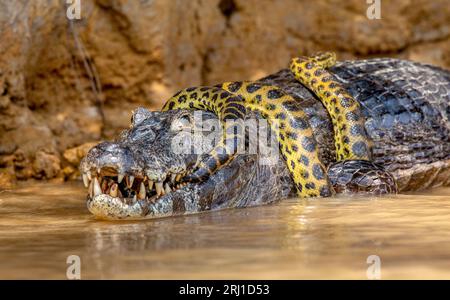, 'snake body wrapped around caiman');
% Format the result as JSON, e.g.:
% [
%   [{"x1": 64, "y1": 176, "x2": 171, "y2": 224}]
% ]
[{"x1": 80, "y1": 55, "x2": 450, "y2": 219}]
